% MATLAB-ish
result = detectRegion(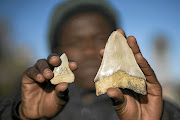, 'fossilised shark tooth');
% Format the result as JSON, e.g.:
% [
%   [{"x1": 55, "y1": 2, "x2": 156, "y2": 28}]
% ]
[
  {"x1": 94, "y1": 31, "x2": 147, "y2": 96},
  {"x1": 50, "y1": 53, "x2": 74, "y2": 85}
]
